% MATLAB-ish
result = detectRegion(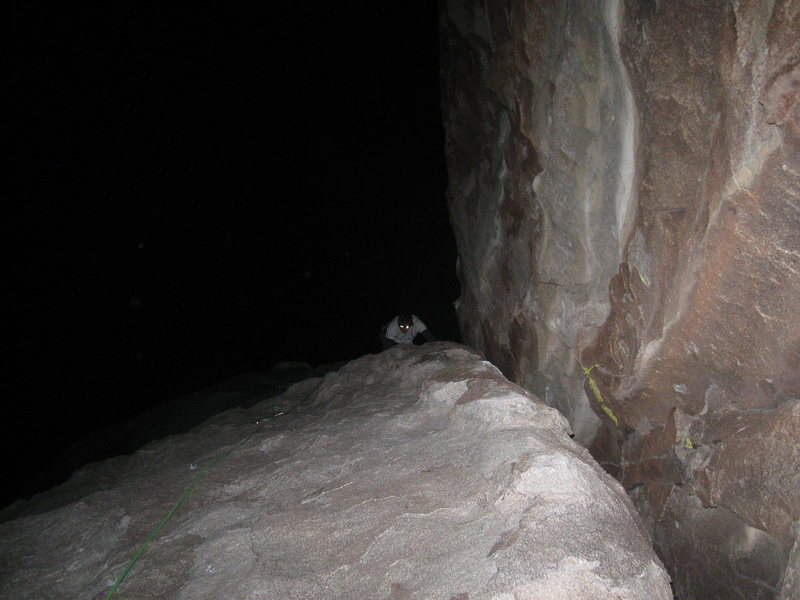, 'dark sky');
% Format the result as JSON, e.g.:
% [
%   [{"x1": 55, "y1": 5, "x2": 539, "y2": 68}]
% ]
[{"x1": 11, "y1": 5, "x2": 459, "y2": 505}]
